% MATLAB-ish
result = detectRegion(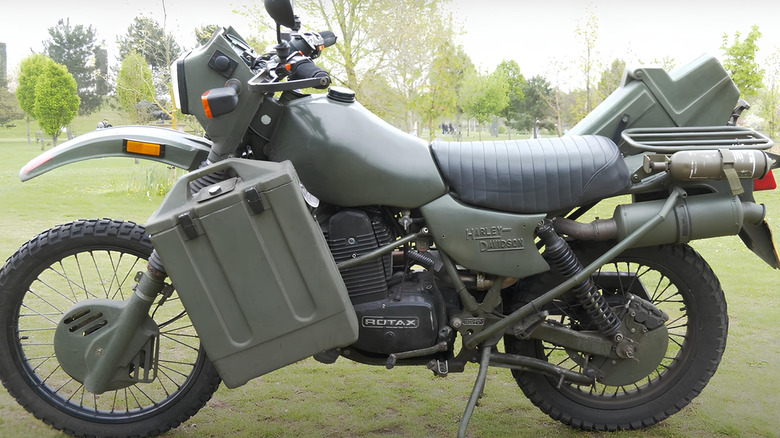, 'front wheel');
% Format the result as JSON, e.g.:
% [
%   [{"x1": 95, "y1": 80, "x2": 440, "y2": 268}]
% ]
[
  {"x1": 0, "y1": 219, "x2": 221, "y2": 437},
  {"x1": 504, "y1": 243, "x2": 728, "y2": 430}
]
